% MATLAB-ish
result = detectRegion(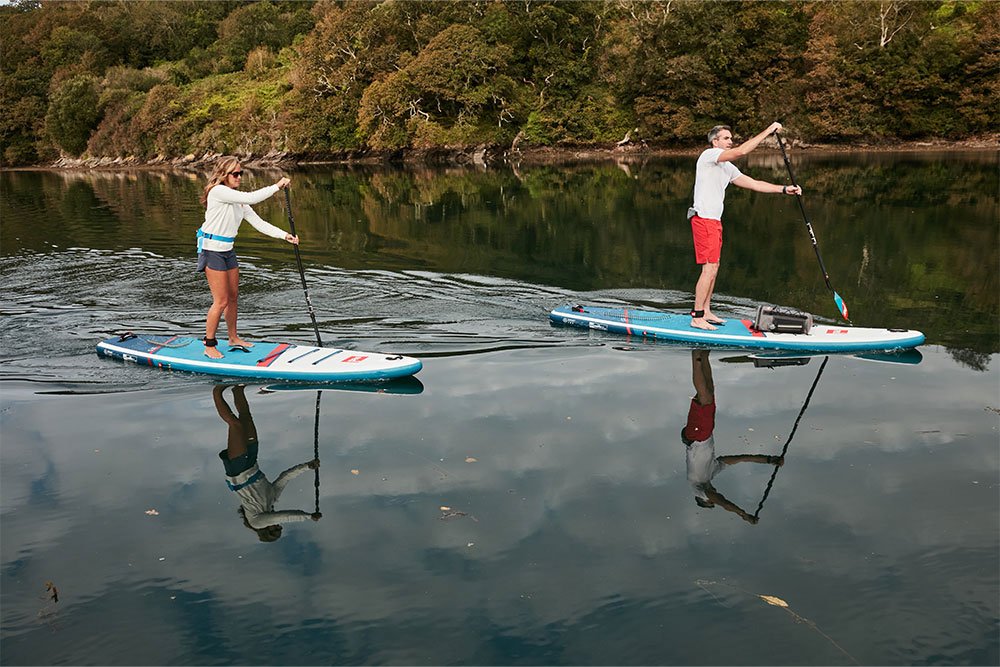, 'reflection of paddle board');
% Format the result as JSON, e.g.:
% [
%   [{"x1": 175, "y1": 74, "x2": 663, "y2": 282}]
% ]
[
  {"x1": 721, "y1": 348, "x2": 923, "y2": 368},
  {"x1": 97, "y1": 333, "x2": 422, "y2": 382},
  {"x1": 261, "y1": 377, "x2": 424, "y2": 394},
  {"x1": 852, "y1": 349, "x2": 924, "y2": 365},
  {"x1": 550, "y1": 304, "x2": 925, "y2": 352}
]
